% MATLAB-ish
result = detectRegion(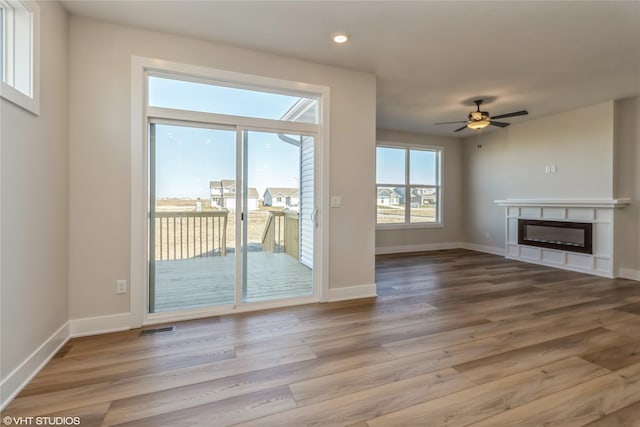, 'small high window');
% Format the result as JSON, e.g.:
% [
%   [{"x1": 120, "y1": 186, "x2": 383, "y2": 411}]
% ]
[{"x1": 0, "y1": 0, "x2": 39, "y2": 114}]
